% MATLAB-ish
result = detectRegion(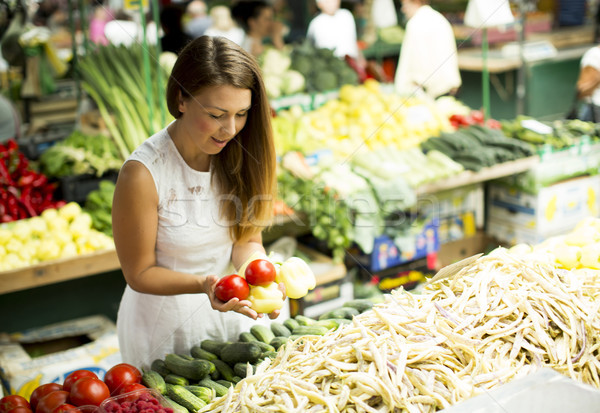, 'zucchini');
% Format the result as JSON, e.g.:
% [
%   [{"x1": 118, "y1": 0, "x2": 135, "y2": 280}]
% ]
[
  {"x1": 294, "y1": 315, "x2": 315, "y2": 326},
  {"x1": 190, "y1": 345, "x2": 218, "y2": 361},
  {"x1": 292, "y1": 325, "x2": 329, "y2": 336},
  {"x1": 250, "y1": 325, "x2": 275, "y2": 344},
  {"x1": 239, "y1": 331, "x2": 259, "y2": 342},
  {"x1": 283, "y1": 318, "x2": 300, "y2": 331},
  {"x1": 162, "y1": 396, "x2": 189, "y2": 413},
  {"x1": 216, "y1": 380, "x2": 233, "y2": 388},
  {"x1": 220, "y1": 342, "x2": 262, "y2": 365},
  {"x1": 199, "y1": 339, "x2": 229, "y2": 358},
  {"x1": 233, "y1": 362, "x2": 253, "y2": 378},
  {"x1": 142, "y1": 370, "x2": 167, "y2": 395},
  {"x1": 164, "y1": 353, "x2": 213, "y2": 380},
  {"x1": 270, "y1": 322, "x2": 291, "y2": 337},
  {"x1": 212, "y1": 359, "x2": 235, "y2": 382},
  {"x1": 343, "y1": 299, "x2": 374, "y2": 313},
  {"x1": 165, "y1": 374, "x2": 189, "y2": 386},
  {"x1": 166, "y1": 384, "x2": 207, "y2": 412},
  {"x1": 269, "y1": 336, "x2": 289, "y2": 350},
  {"x1": 183, "y1": 385, "x2": 214, "y2": 403},
  {"x1": 150, "y1": 359, "x2": 171, "y2": 377},
  {"x1": 198, "y1": 378, "x2": 229, "y2": 397},
  {"x1": 254, "y1": 341, "x2": 275, "y2": 354}
]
